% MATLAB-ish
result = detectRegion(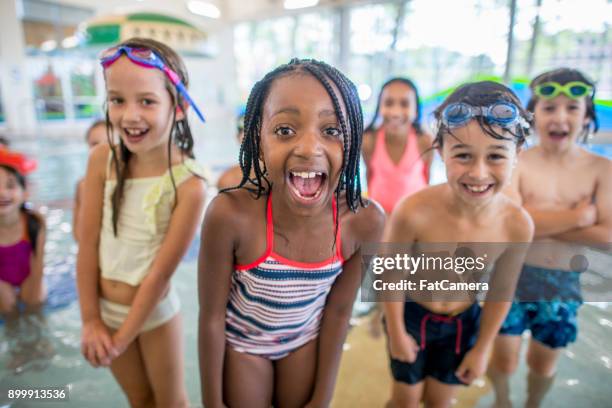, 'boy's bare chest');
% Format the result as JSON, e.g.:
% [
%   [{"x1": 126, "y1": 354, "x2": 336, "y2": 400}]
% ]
[{"x1": 520, "y1": 160, "x2": 596, "y2": 208}]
